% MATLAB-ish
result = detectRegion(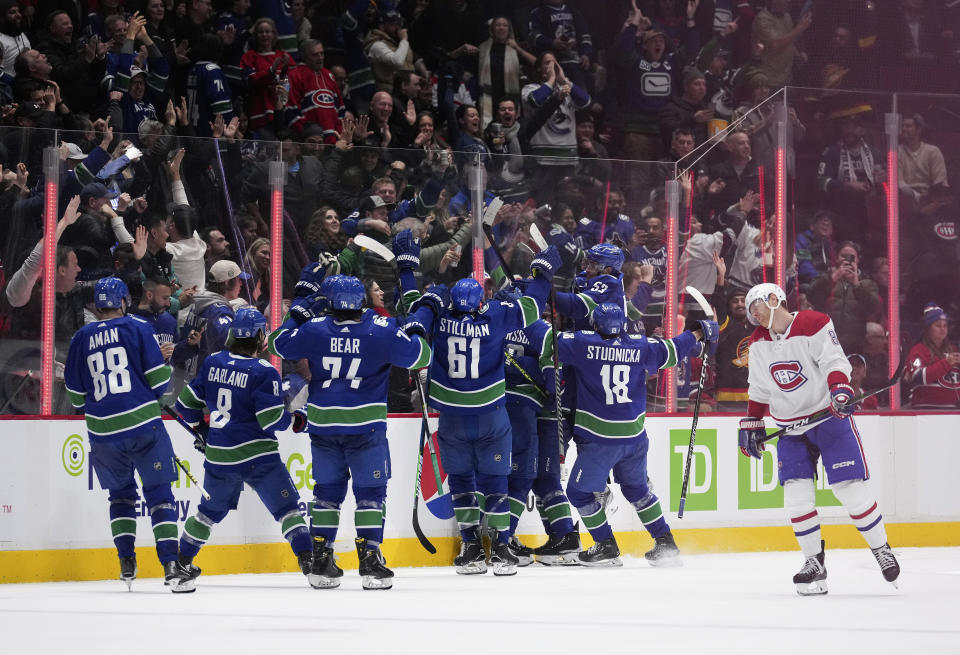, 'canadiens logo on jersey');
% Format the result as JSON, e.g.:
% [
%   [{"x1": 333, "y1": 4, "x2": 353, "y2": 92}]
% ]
[
  {"x1": 769, "y1": 361, "x2": 807, "y2": 391},
  {"x1": 304, "y1": 90, "x2": 337, "y2": 111},
  {"x1": 940, "y1": 369, "x2": 960, "y2": 389}
]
